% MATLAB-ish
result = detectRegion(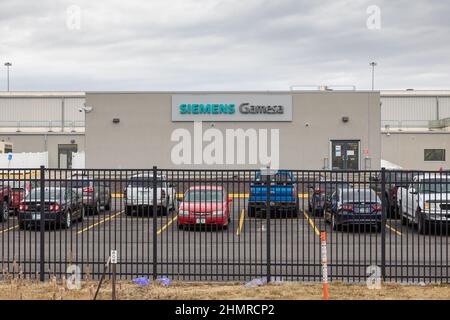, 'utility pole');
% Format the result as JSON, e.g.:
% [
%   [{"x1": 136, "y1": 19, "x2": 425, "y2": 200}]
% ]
[
  {"x1": 4, "y1": 62, "x2": 12, "y2": 91},
  {"x1": 369, "y1": 61, "x2": 377, "y2": 90}
]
